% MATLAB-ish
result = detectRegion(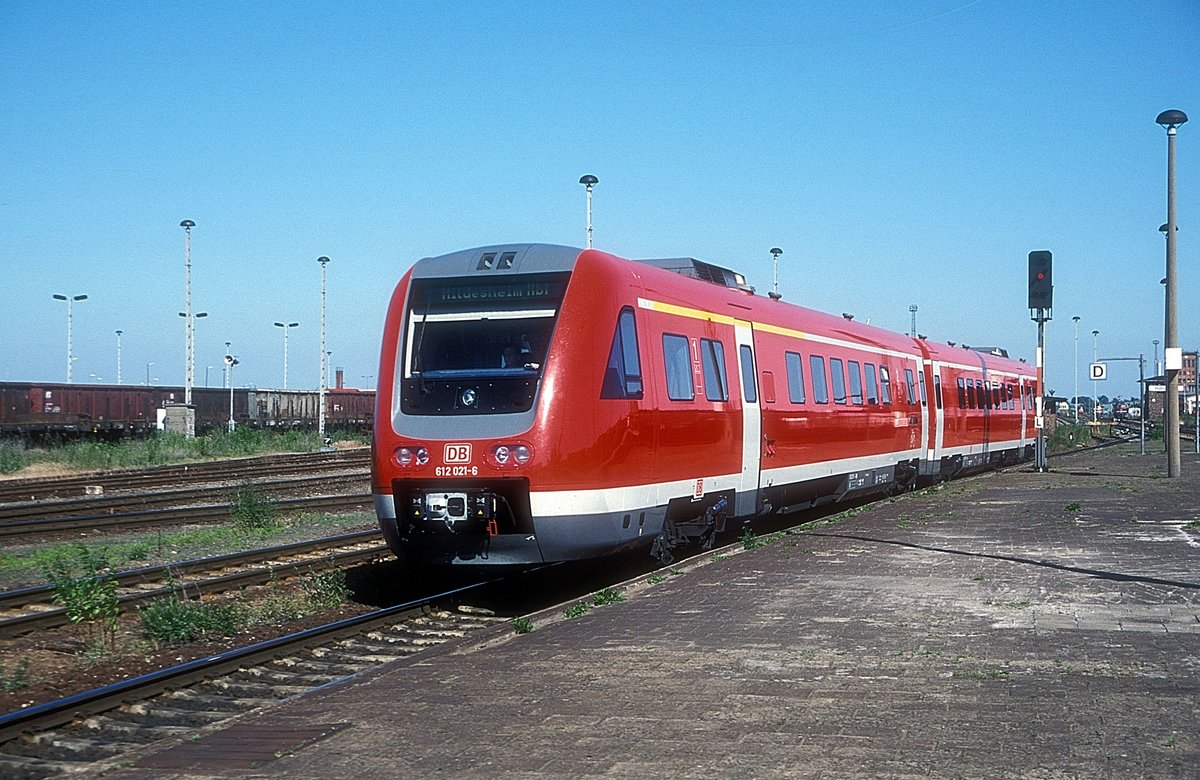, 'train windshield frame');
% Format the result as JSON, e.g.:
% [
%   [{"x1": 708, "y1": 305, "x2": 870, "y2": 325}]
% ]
[{"x1": 398, "y1": 272, "x2": 570, "y2": 416}]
